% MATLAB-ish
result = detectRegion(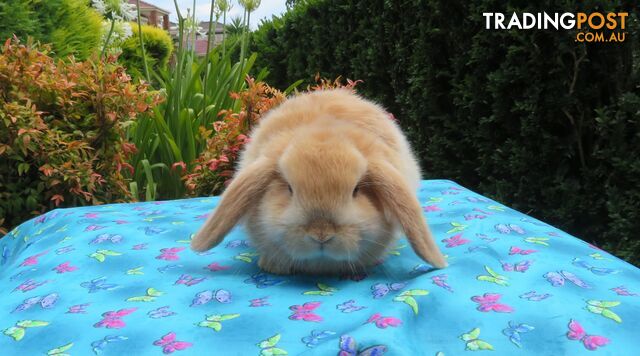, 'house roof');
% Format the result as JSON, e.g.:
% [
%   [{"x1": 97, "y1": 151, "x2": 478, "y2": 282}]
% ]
[
  {"x1": 199, "y1": 21, "x2": 225, "y2": 34},
  {"x1": 128, "y1": 0, "x2": 171, "y2": 15}
]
